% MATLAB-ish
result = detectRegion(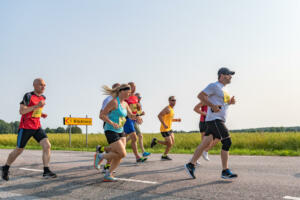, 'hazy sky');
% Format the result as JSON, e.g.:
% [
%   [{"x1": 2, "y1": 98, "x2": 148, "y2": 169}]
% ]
[{"x1": 1, "y1": 0, "x2": 300, "y2": 133}]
